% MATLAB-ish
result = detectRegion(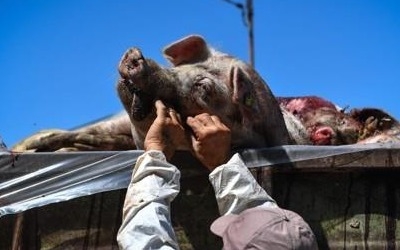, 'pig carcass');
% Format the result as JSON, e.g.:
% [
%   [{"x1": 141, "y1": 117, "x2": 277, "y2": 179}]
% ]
[
  {"x1": 278, "y1": 96, "x2": 400, "y2": 145},
  {"x1": 13, "y1": 35, "x2": 293, "y2": 152}
]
